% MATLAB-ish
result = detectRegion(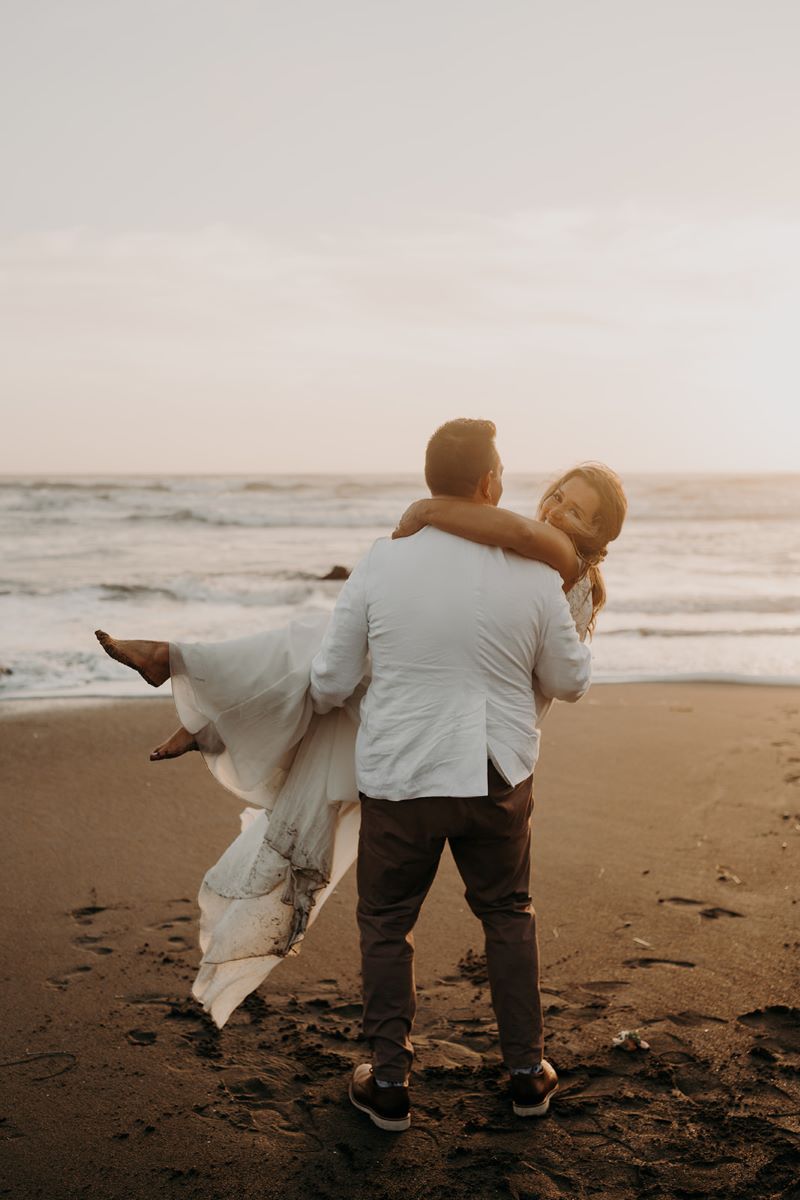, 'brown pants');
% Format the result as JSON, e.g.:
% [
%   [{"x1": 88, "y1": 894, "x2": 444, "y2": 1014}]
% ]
[{"x1": 357, "y1": 763, "x2": 543, "y2": 1082}]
